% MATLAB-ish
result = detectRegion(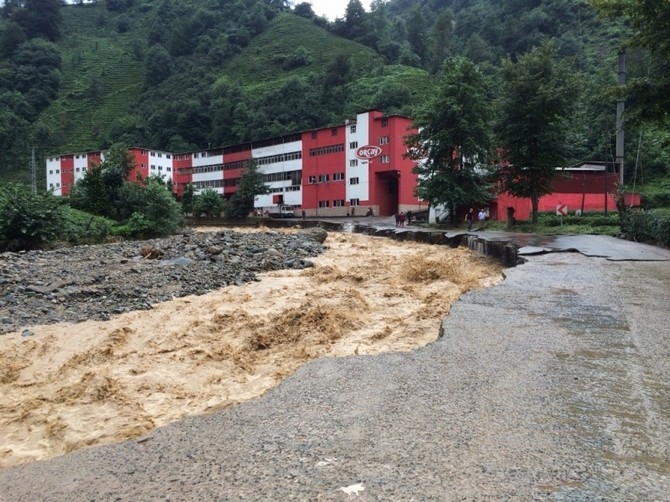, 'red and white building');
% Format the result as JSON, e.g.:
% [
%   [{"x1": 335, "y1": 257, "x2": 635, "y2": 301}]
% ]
[
  {"x1": 47, "y1": 110, "x2": 425, "y2": 217},
  {"x1": 46, "y1": 147, "x2": 173, "y2": 196},
  {"x1": 47, "y1": 110, "x2": 636, "y2": 220}
]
